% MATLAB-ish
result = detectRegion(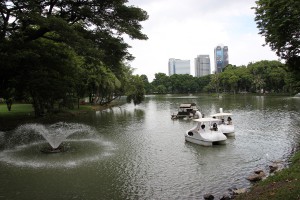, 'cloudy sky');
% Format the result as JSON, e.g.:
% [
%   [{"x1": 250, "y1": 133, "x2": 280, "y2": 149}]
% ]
[{"x1": 125, "y1": 0, "x2": 279, "y2": 81}]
